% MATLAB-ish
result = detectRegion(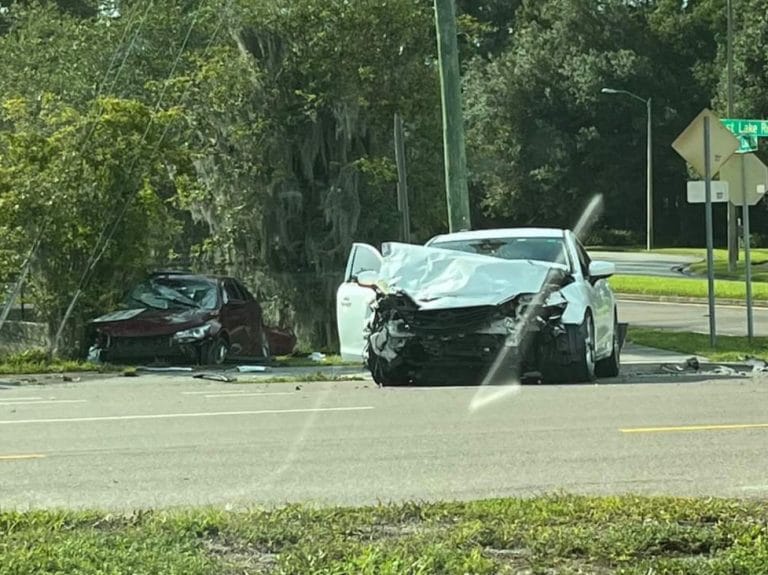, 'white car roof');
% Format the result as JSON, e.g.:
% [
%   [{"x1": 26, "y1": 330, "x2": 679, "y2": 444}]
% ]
[{"x1": 427, "y1": 227, "x2": 567, "y2": 245}]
